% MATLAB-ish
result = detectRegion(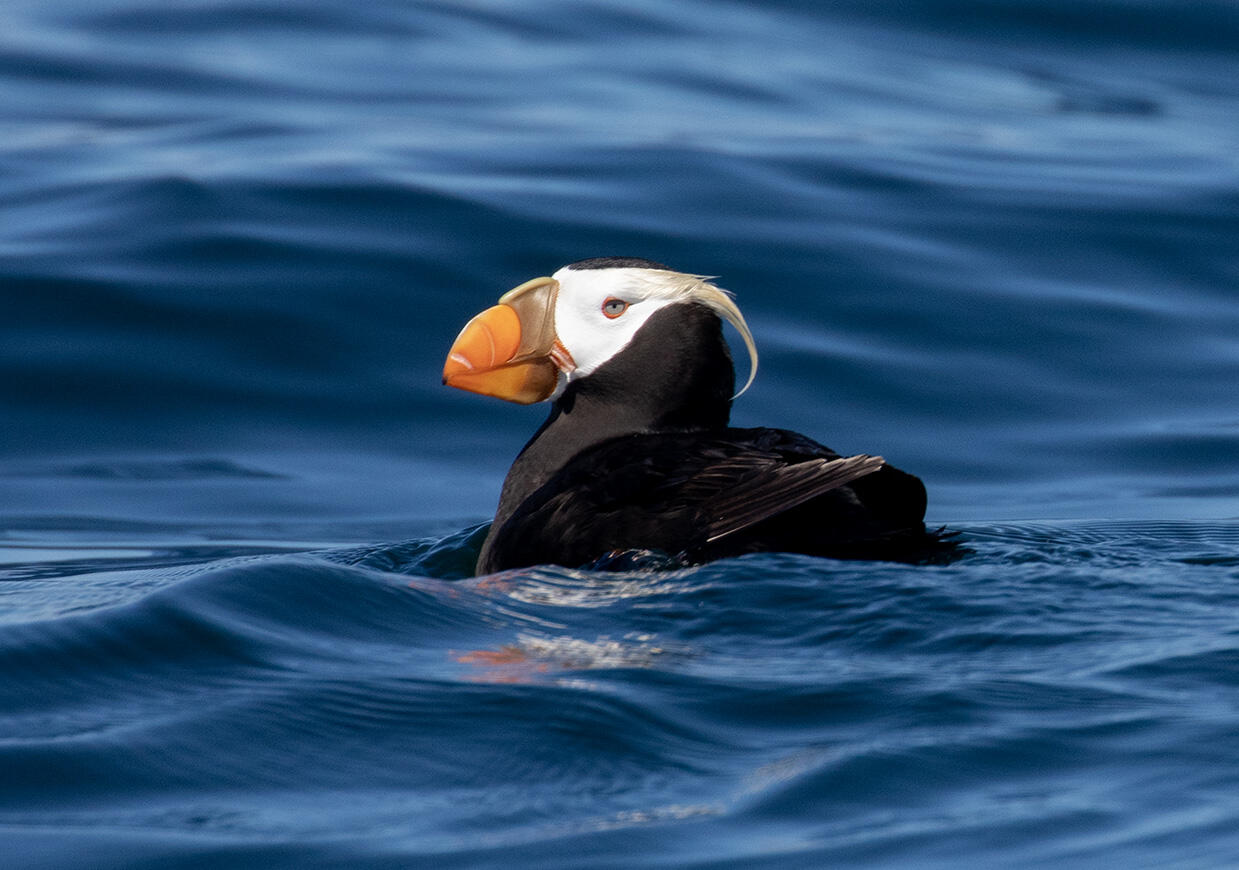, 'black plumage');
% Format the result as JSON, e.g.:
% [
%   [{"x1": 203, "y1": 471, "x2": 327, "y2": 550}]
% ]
[{"x1": 475, "y1": 299, "x2": 950, "y2": 574}]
